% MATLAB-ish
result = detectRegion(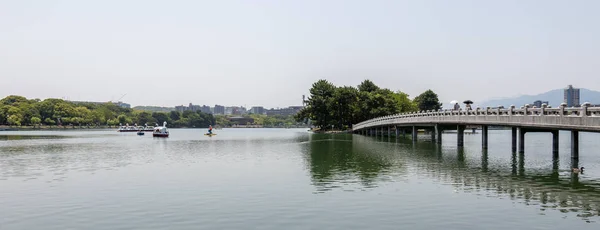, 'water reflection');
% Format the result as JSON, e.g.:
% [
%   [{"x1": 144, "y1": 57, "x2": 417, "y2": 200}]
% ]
[
  {"x1": 305, "y1": 134, "x2": 600, "y2": 222},
  {"x1": 303, "y1": 134, "x2": 401, "y2": 192}
]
